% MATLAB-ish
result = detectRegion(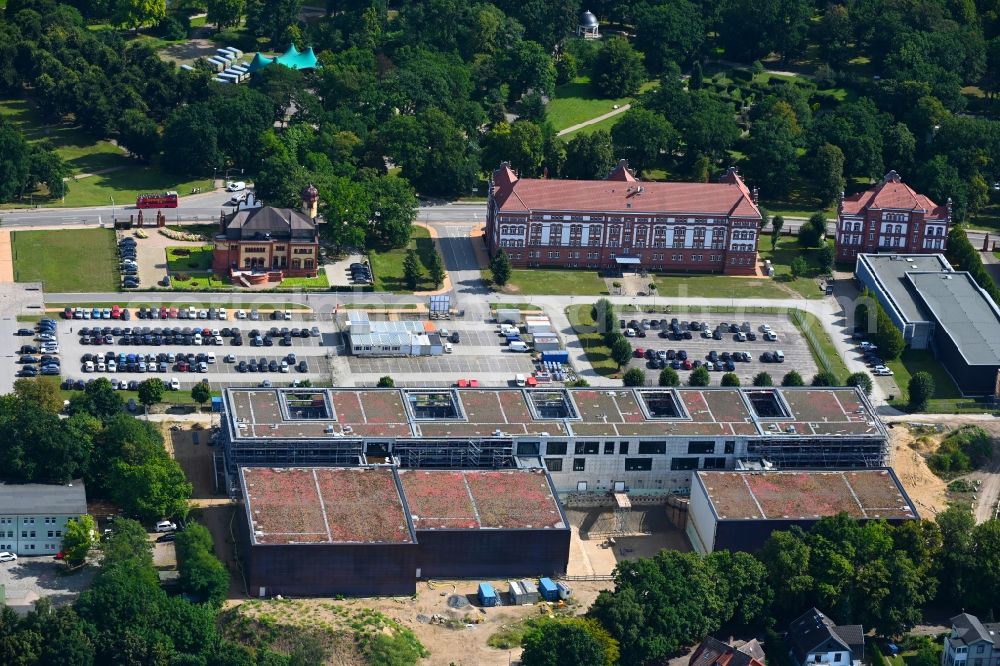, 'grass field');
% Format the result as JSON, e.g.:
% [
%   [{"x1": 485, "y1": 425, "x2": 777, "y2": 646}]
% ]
[
  {"x1": 558, "y1": 113, "x2": 625, "y2": 138},
  {"x1": 278, "y1": 269, "x2": 328, "y2": 288},
  {"x1": 546, "y1": 75, "x2": 633, "y2": 132},
  {"x1": 758, "y1": 235, "x2": 832, "y2": 299},
  {"x1": 652, "y1": 273, "x2": 792, "y2": 300},
  {"x1": 566, "y1": 304, "x2": 620, "y2": 377},
  {"x1": 0, "y1": 98, "x2": 211, "y2": 208},
  {"x1": 369, "y1": 226, "x2": 443, "y2": 292},
  {"x1": 885, "y1": 349, "x2": 996, "y2": 413},
  {"x1": 484, "y1": 268, "x2": 608, "y2": 296},
  {"x1": 12, "y1": 229, "x2": 119, "y2": 292},
  {"x1": 791, "y1": 309, "x2": 851, "y2": 382}
]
